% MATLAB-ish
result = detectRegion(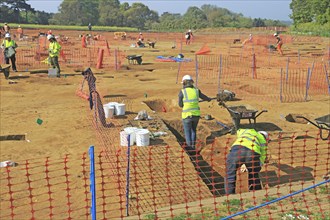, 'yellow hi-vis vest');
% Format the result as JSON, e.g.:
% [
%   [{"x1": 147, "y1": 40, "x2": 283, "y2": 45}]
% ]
[
  {"x1": 2, "y1": 39, "x2": 16, "y2": 48},
  {"x1": 232, "y1": 129, "x2": 267, "y2": 164},
  {"x1": 49, "y1": 41, "x2": 61, "y2": 57},
  {"x1": 182, "y1": 87, "x2": 200, "y2": 119}
]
